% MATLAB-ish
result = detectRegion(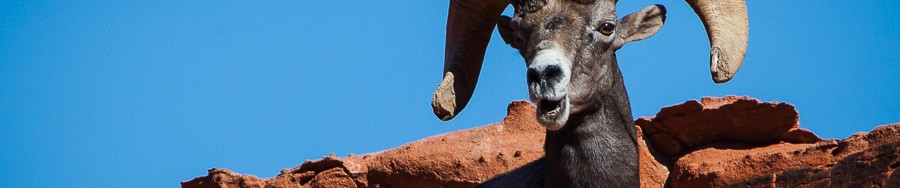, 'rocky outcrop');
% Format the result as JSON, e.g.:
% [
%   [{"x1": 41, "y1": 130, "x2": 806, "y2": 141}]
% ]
[
  {"x1": 182, "y1": 101, "x2": 546, "y2": 188},
  {"x1": 726, "y1": 125, "x2": 900, "y2": 187},
  {"x1": 637, "y1": 96, "x2": 900, "y2": 187},
  {"x1": 182, "y1": 96, "x2": 900, "y2": 188}
]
